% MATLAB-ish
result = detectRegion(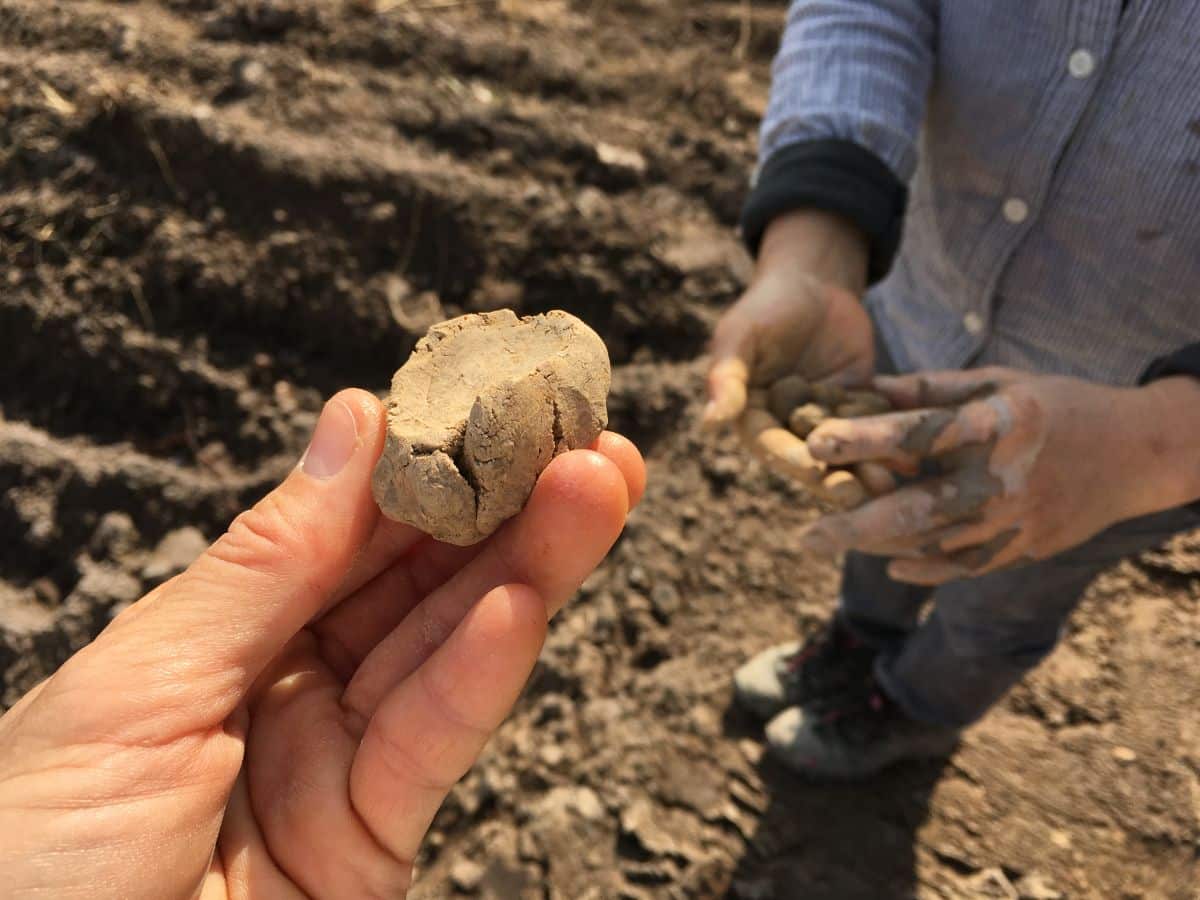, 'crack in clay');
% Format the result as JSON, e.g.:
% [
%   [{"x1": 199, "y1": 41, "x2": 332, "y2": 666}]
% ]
[{"x1": 449, "y1": 442, "x2": 483, "y2": 525}]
